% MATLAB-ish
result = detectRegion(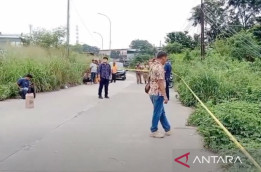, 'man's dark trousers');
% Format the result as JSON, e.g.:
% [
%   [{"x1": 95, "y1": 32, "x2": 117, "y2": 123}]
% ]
[
  {"x1": 166, "y1": 79, "x2": 170, "y2": 100},
  {"x1": 99, "y1": 78, "x2": 109, "y2": 97}
]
